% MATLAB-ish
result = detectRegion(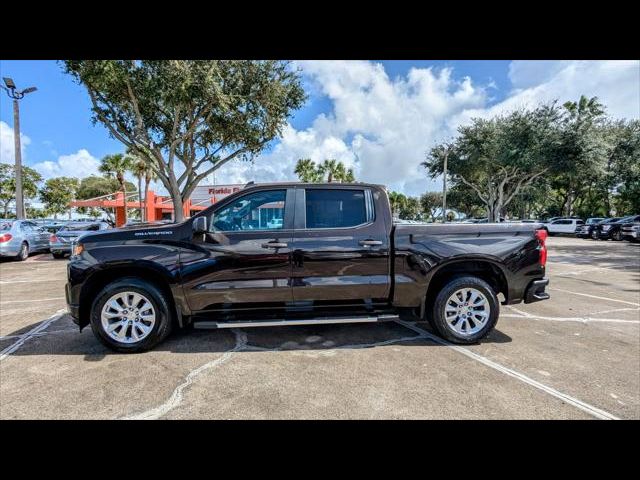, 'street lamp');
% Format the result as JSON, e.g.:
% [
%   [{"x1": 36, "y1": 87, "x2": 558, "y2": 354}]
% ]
[{"x1": 2, "y1": 77, "x2": 37, "y2": 219}]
